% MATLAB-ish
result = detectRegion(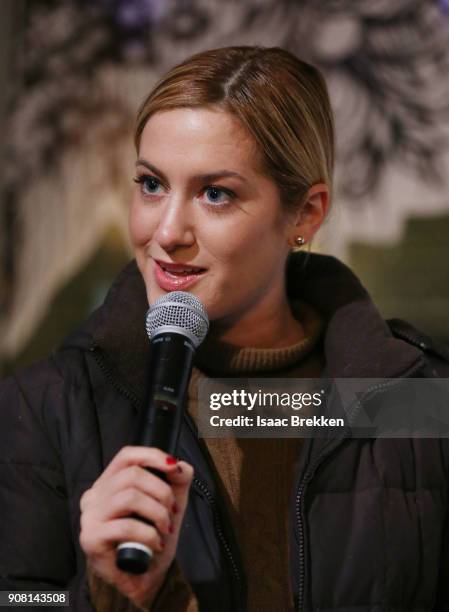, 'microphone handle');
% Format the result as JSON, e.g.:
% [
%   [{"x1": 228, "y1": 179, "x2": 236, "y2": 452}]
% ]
[{"x1": 116, "y1": 333, "x2": 195, "y2": 574}]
